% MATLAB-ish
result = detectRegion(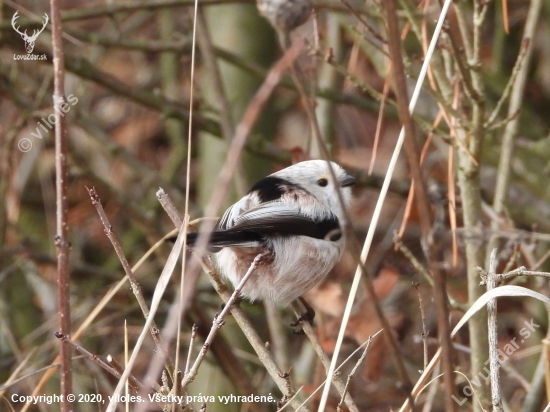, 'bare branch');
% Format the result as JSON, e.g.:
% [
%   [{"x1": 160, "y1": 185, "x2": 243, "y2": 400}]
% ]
[
  {"x1": 181, "y1": 253, "x2": 265, "y2": 388},
  {"x1": 486, "y1": 249, "x2": 503, "y2": 411},
  {"x1": 49, "y1": 0, "x2": 72, "y2": 408}
]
